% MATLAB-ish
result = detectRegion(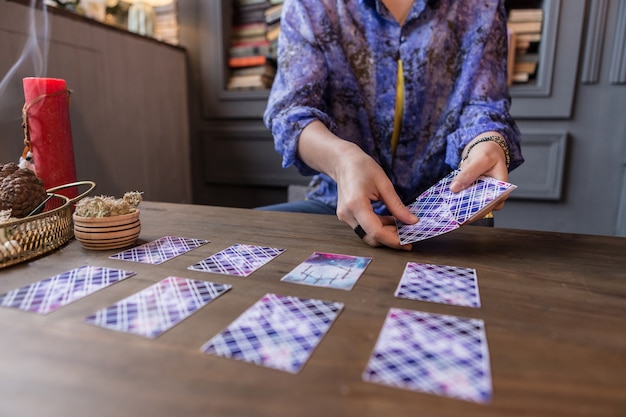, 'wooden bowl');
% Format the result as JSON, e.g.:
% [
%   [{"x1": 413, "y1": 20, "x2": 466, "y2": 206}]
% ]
[{"x1": 73, "y1": 210, "x2": 141, "y2": 250}]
